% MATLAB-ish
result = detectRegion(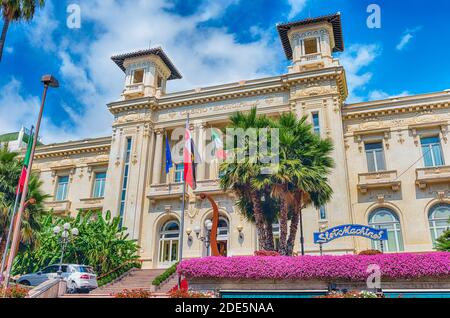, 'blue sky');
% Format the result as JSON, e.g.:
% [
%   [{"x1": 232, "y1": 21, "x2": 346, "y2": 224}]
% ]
[{"x1": 1, "y1": 0, "x2": 449, "y2": 143}]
